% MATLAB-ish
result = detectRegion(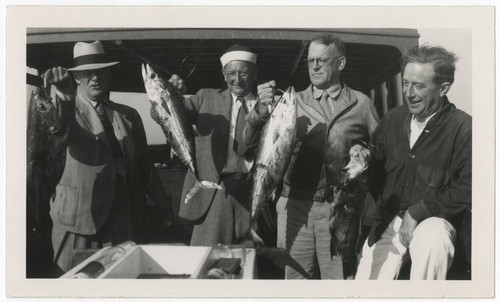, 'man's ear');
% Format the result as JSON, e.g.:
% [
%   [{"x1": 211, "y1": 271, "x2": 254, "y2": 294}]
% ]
[
  {"x1": 439, "y1": 82, "x2": 451, "y2": 97},
  {"x1": 337, "y1": 56, "x2": 346, "y2": 71},
  {"x1": 73, "y1": 72, "x2": 81, "y2": 85},
  {"x1": 221, "y1": 68, "x2": 227, "y2": 82}
]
